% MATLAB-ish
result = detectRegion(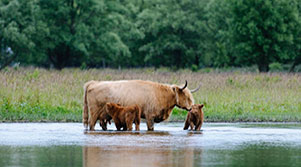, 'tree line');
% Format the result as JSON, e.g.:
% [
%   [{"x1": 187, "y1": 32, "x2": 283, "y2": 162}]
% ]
[{"x1": 1, "y1": 0, "x2": 301, "y2": 72}]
